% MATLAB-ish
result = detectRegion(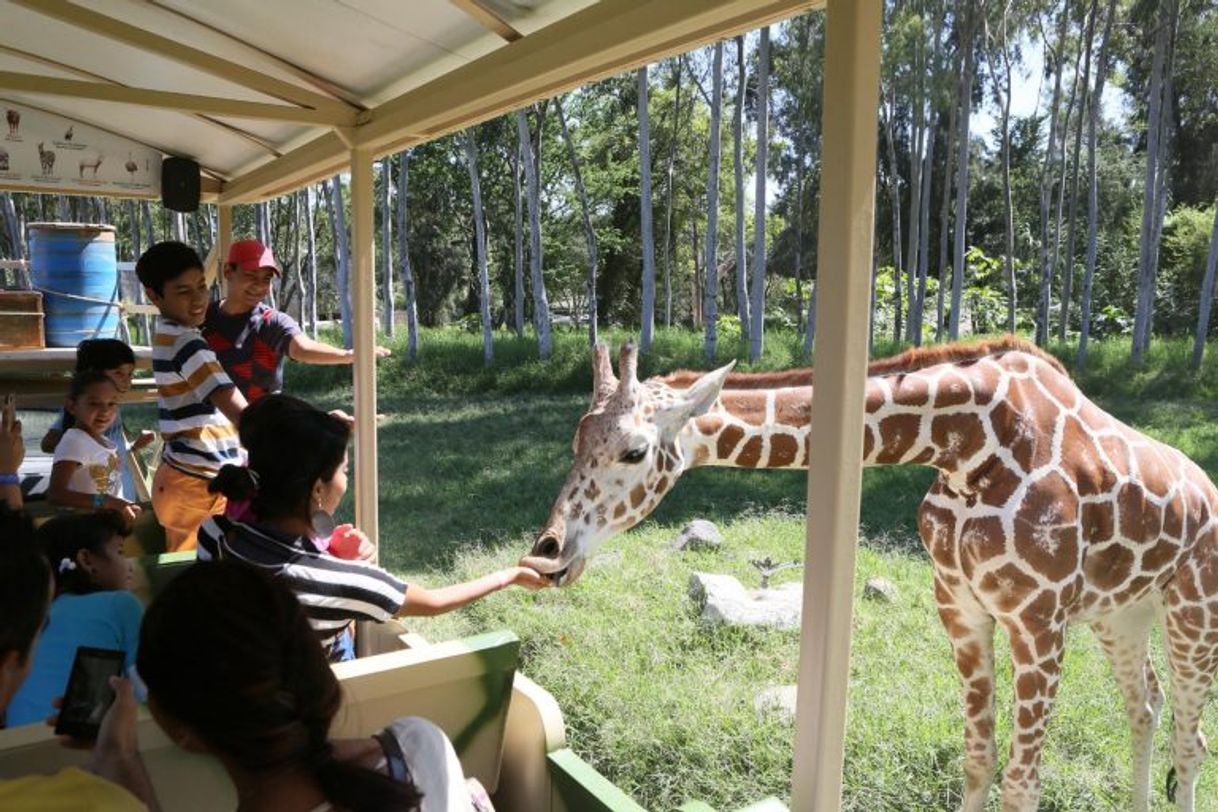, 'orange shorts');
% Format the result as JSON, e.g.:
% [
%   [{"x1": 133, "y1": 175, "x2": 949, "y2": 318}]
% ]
[{"x1": 151, "y1": 463, "x2": 226, "y2": 553}]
